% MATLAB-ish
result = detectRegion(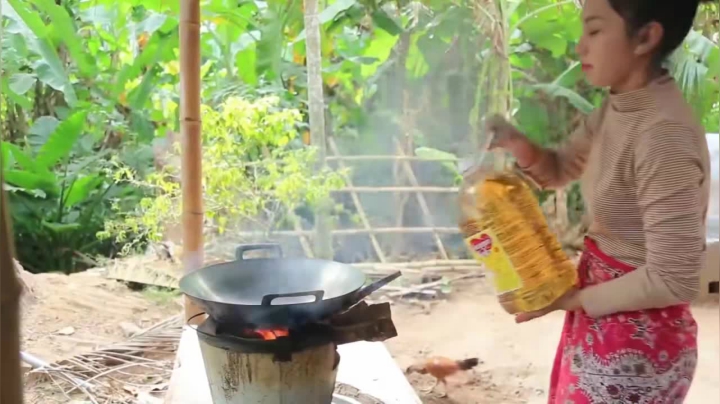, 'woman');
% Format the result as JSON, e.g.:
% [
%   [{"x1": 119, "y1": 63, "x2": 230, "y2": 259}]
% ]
[{"x1": 487, "y1": 0, "x2": 712, "y2": 402}]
